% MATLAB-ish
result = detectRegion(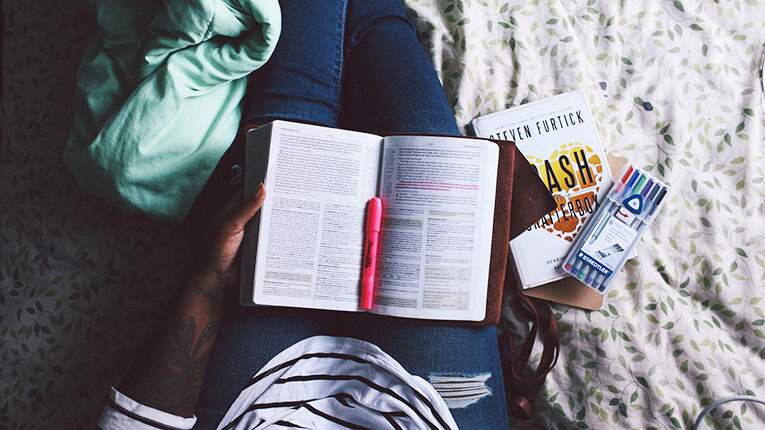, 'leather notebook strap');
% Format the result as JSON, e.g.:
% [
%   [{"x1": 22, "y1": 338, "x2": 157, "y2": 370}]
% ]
[{"x1": 499, "y1": 258, "x2": 560, "y2": 421}]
